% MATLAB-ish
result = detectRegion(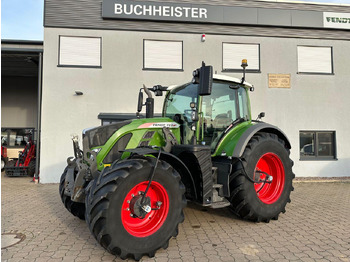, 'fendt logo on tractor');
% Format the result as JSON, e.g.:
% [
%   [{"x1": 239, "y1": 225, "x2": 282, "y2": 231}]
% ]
[{"x1": 60, "y1": 60, "x2": 294, "y2": 260}]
